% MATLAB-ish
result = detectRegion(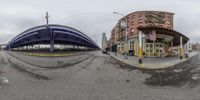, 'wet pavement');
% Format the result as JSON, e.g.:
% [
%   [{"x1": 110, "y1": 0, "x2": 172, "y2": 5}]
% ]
[
  {"x1": 144, "y1": 55, "x2": 200, "y2": 88},
  {"x1": 0, "y1": 51, "x2": 200, "y2": 100},
  {"x1": 109, "y1": 52, "x2": 198, "y2": 69}
]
